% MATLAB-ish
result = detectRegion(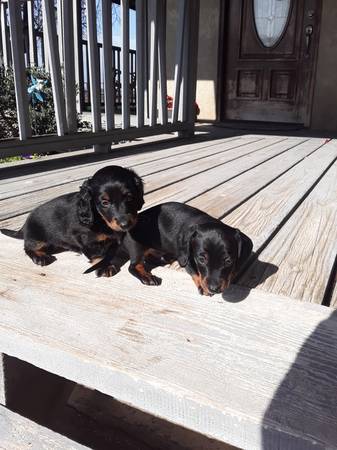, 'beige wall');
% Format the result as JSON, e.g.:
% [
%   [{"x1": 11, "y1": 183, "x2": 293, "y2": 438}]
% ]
[
  {"x1": 195, "y1": 0, "x2": 221, "y2": 121},
  {"x1": 167, "y1": 0, "x2": 337, "y2": 132},
  {"x1": 311, "y1": 0, "x2": 337, "y2": 131},
  {"x1": 166, "y1": 0, "x2": 220, "y2": 121}
]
